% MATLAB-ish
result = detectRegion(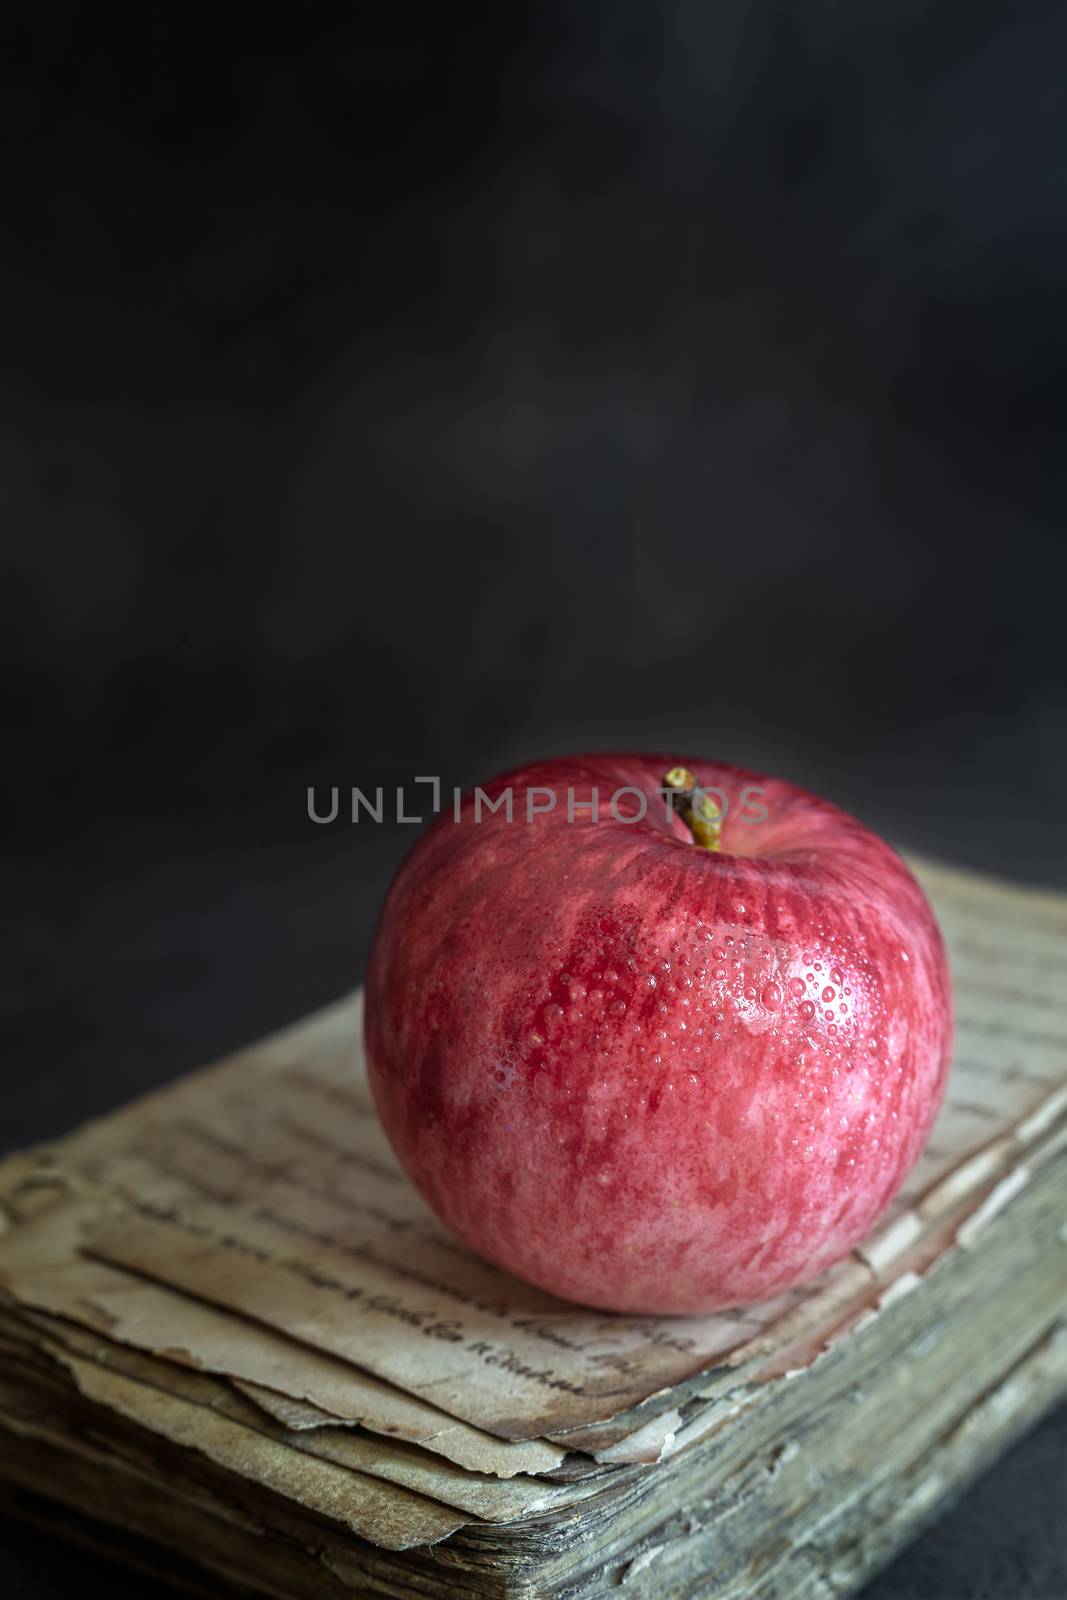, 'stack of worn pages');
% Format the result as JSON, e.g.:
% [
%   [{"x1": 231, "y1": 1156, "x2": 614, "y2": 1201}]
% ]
[{"x1": 1, "y1": 855, "x2": 1066, "y2": 1600}]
